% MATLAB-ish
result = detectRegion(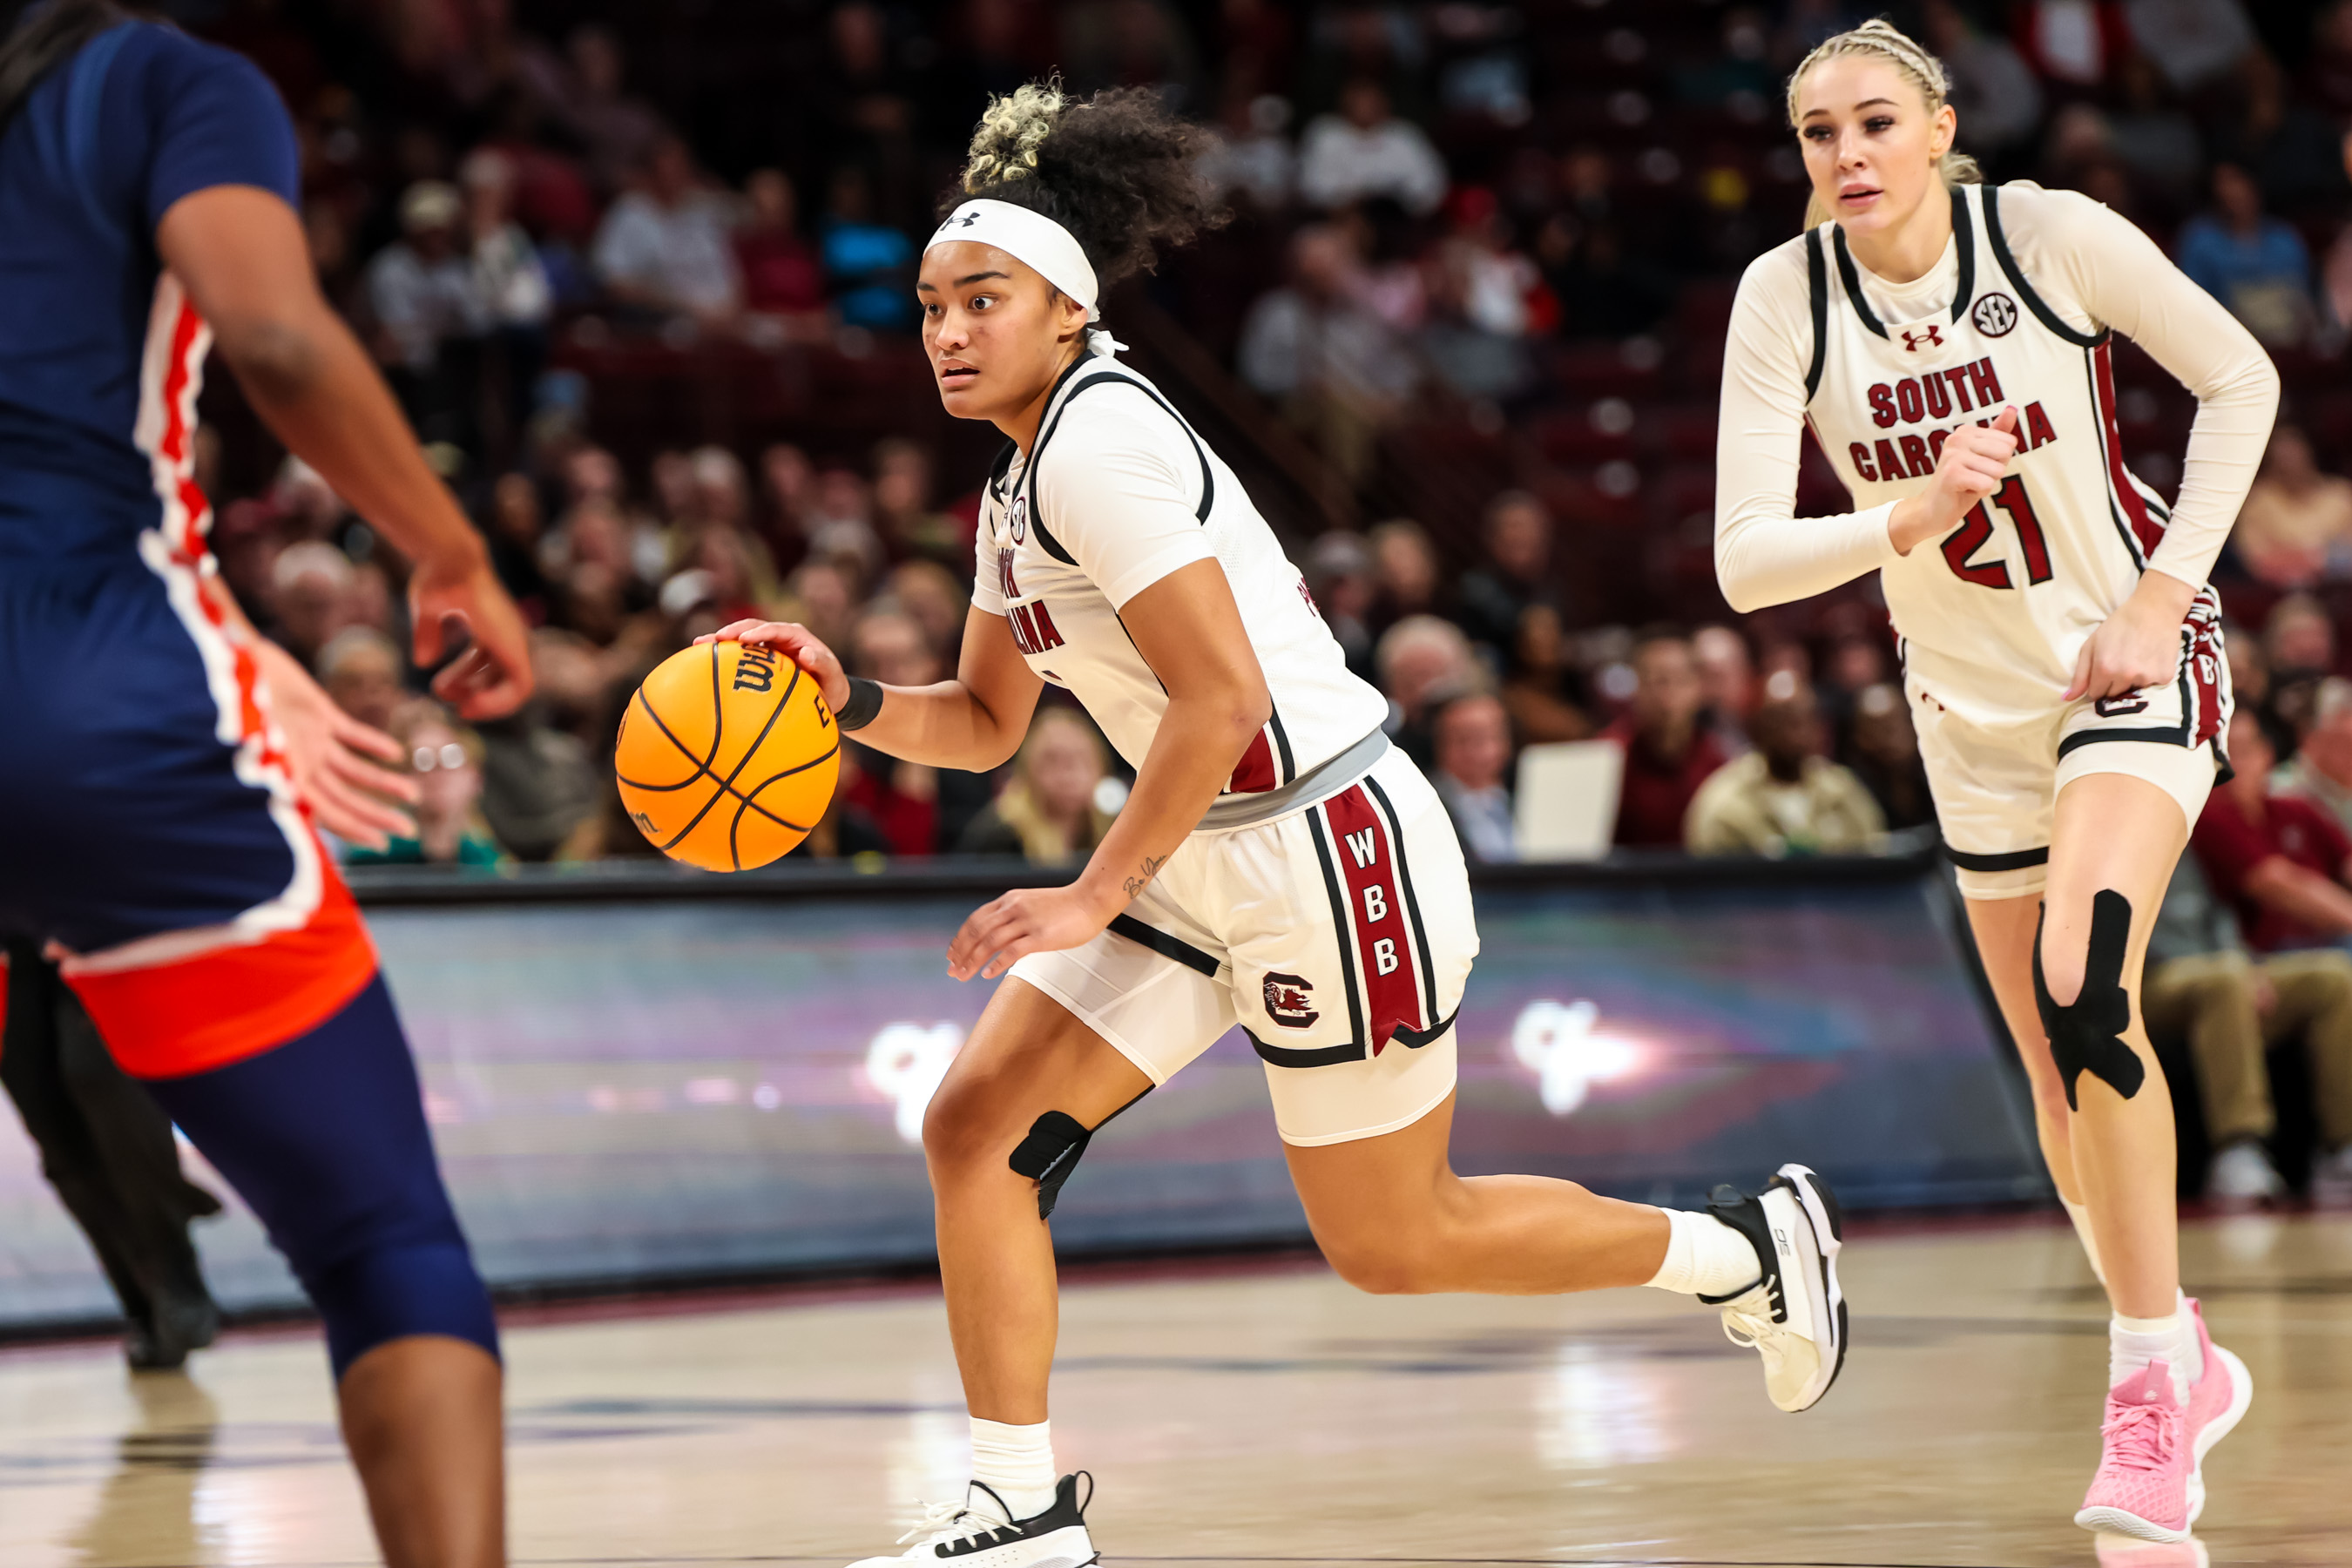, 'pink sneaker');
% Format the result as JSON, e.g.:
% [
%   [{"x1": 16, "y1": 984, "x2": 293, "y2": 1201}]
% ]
[
  {"x1": 2074, "y1": 1361, "x2": 2191, "y2": 1541},
  {"x1": 2180, "y1": 1299, "x2": 2254, "y2": 1525}
]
